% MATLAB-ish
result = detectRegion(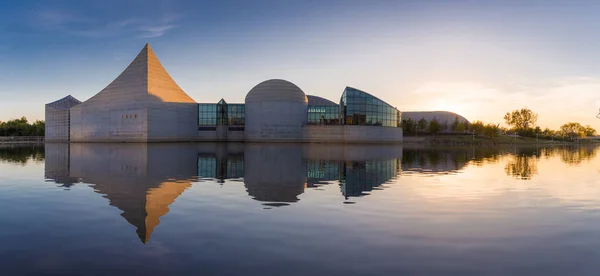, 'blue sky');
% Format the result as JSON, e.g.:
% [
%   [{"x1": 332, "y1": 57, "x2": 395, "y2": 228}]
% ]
[{"x1": 2, "y1": 0, "x2": 600, "y2": 128}]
